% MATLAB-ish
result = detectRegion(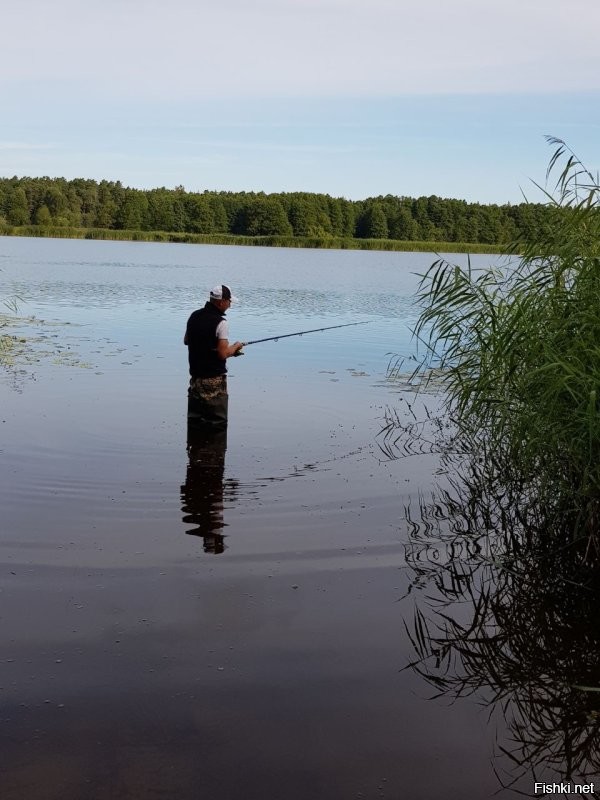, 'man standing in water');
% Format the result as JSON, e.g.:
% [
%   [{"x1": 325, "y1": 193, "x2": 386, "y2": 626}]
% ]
[{"x1": 184, "y1": 284, "x2": 244, "y2": 427}]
